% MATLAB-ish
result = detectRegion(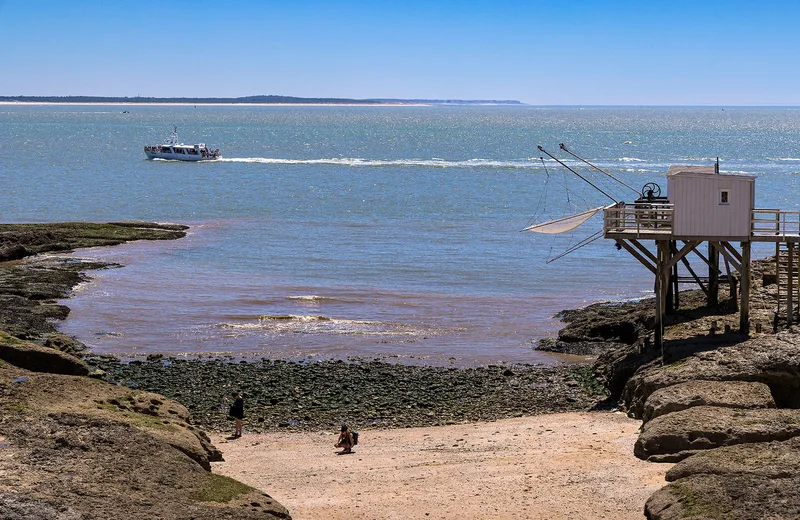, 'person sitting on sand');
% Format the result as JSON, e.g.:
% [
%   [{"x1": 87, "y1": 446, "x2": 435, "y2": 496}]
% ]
[
  {"x1": 335, "y1": 424, "x2": 354, "y2": 453},
  {"x1": 229, "y1": 392, "x2": 244, "y2": 438}
]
